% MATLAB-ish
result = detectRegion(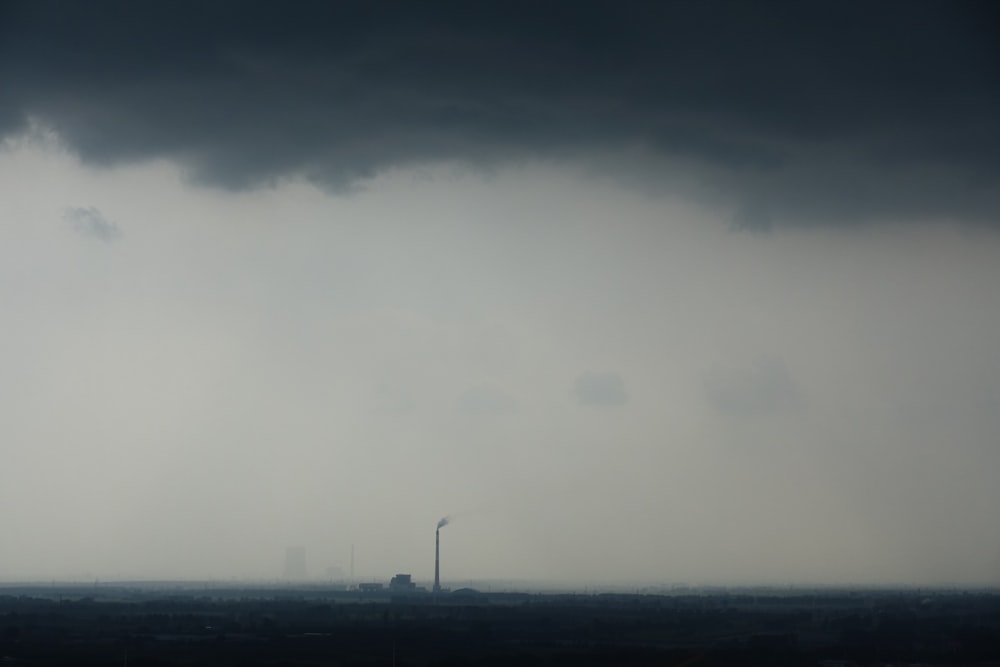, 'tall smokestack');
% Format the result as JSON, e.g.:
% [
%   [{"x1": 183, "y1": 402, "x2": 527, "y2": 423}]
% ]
[
  {"x1": 434, "y1": 528, "x2": 441, "y2": 593},
  {"x1": 434, "y1": 516, "x2": 449, "y2": 593}
]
